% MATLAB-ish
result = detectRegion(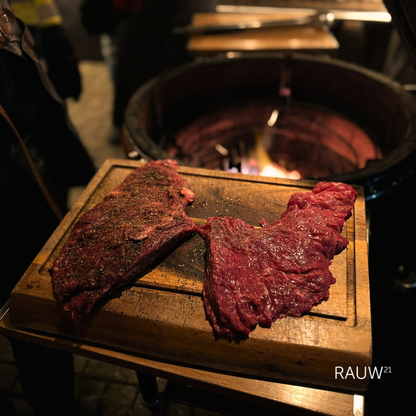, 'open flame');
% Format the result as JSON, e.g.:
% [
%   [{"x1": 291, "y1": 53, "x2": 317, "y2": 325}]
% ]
[
  {"x1": 259, "y1": 162, "x2": 301, "y2": 179},
  {"x1": 233, "y1": 131, "x2": 301, "y2": 179},
  {"x1": 174, "y1": 102, "x2": 381, "y2": 179}
]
